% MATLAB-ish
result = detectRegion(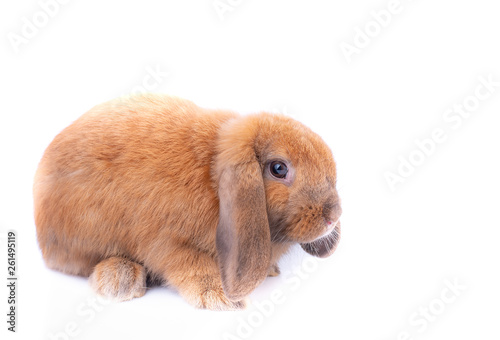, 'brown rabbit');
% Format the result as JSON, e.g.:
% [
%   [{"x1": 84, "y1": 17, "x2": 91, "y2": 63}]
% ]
[{"x1": 33, "y1": 94, "x2": 342, "y2": 310}]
